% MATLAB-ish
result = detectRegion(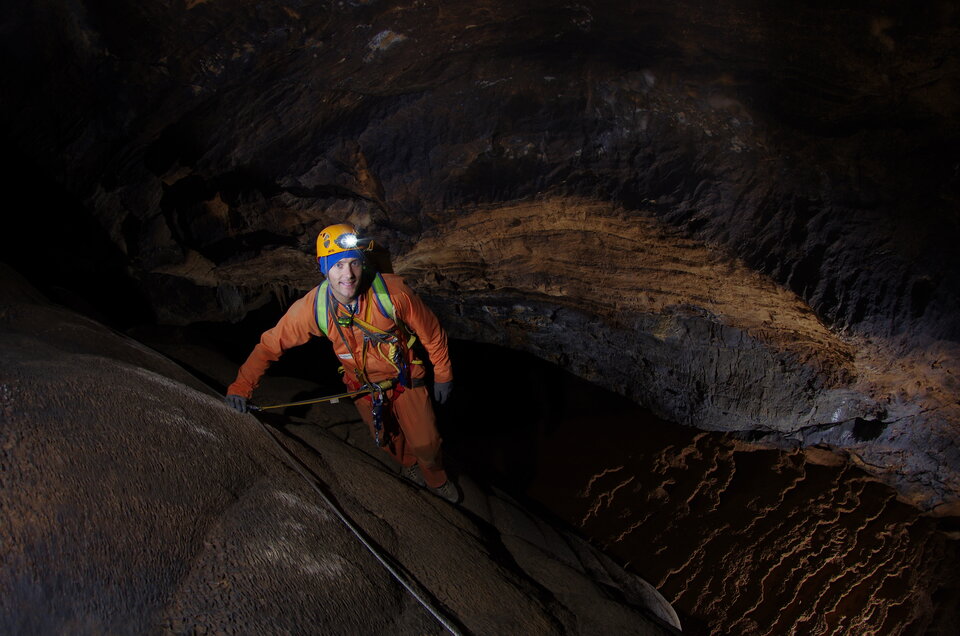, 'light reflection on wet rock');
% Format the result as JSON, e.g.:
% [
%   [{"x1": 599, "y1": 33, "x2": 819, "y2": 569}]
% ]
[
  {"x1": 526, "y1": 395, "x2": 960, "y2": 635},
  {"x1": 447, "y1": 341, "x2": 960, "y2": 635}
]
